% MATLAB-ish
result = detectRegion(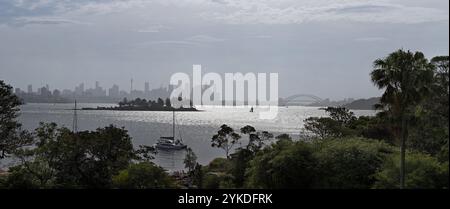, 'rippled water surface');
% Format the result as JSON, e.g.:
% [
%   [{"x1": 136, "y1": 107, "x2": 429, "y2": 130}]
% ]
[{"x1": 13, "y1": 103, "x2": 375, "y2": 171}]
